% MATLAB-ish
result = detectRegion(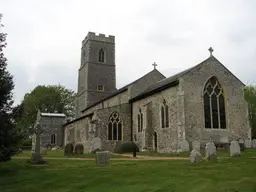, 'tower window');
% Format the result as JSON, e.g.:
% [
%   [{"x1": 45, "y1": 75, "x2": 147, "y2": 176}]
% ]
[
  {"x1": 97, "y1": 85, "x2": 104, "y2": 91},
  {"x1": 99, "y1": 49, "x2": 104, "y2": 63}
]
